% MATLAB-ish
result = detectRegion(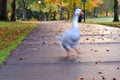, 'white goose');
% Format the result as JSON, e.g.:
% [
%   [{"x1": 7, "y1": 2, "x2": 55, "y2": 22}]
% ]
[{"x1": 57, "y1": 8, "x2": 84, "y2": 58}]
